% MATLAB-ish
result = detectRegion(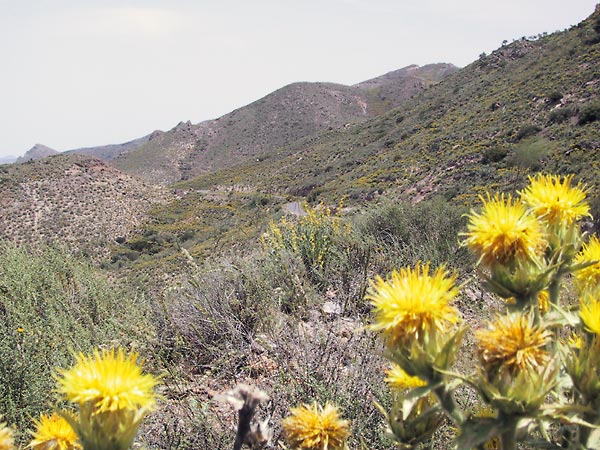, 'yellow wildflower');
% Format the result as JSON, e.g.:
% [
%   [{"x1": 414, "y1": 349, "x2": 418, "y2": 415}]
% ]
[
  {"x1": 476, "y1": 312, "x2": 551, "y2": 375},
  {"x1": 537, "y1": 290, "x2": 550, "y2": 315},
  {"x1": 29, "y1": 413, "x2": 81, "y2": 450},
  {"x1": 0, "y1": 422, "x2": 14, "y2": 450},
  {"x1": 55, "y1": 348, "x2": 159, "y2": 450},
  {"x1": 574, "y1": 235, "x2": 600, "y2": 293},
  {"x1": 282, "y1": 402, "x2": 350, "y2": 450},
  {"x1": 385, "y1": 365, "x2": 427, "y2": 390},
  {"x1": 580, "y1": 296, "x2": 600, "y2": 336},
  {"x1": 463, "y1": 194, "x2": 546, "y2": 267},
  {"x1": 519, "y1": 174, "x2": 589, "y2": 225},
  {"x1": 367, "y1": 263, "x2": 460, "y2": 346},
  {"x1": 56, "y1": 348, "x2": 157, "y2": 413}
]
